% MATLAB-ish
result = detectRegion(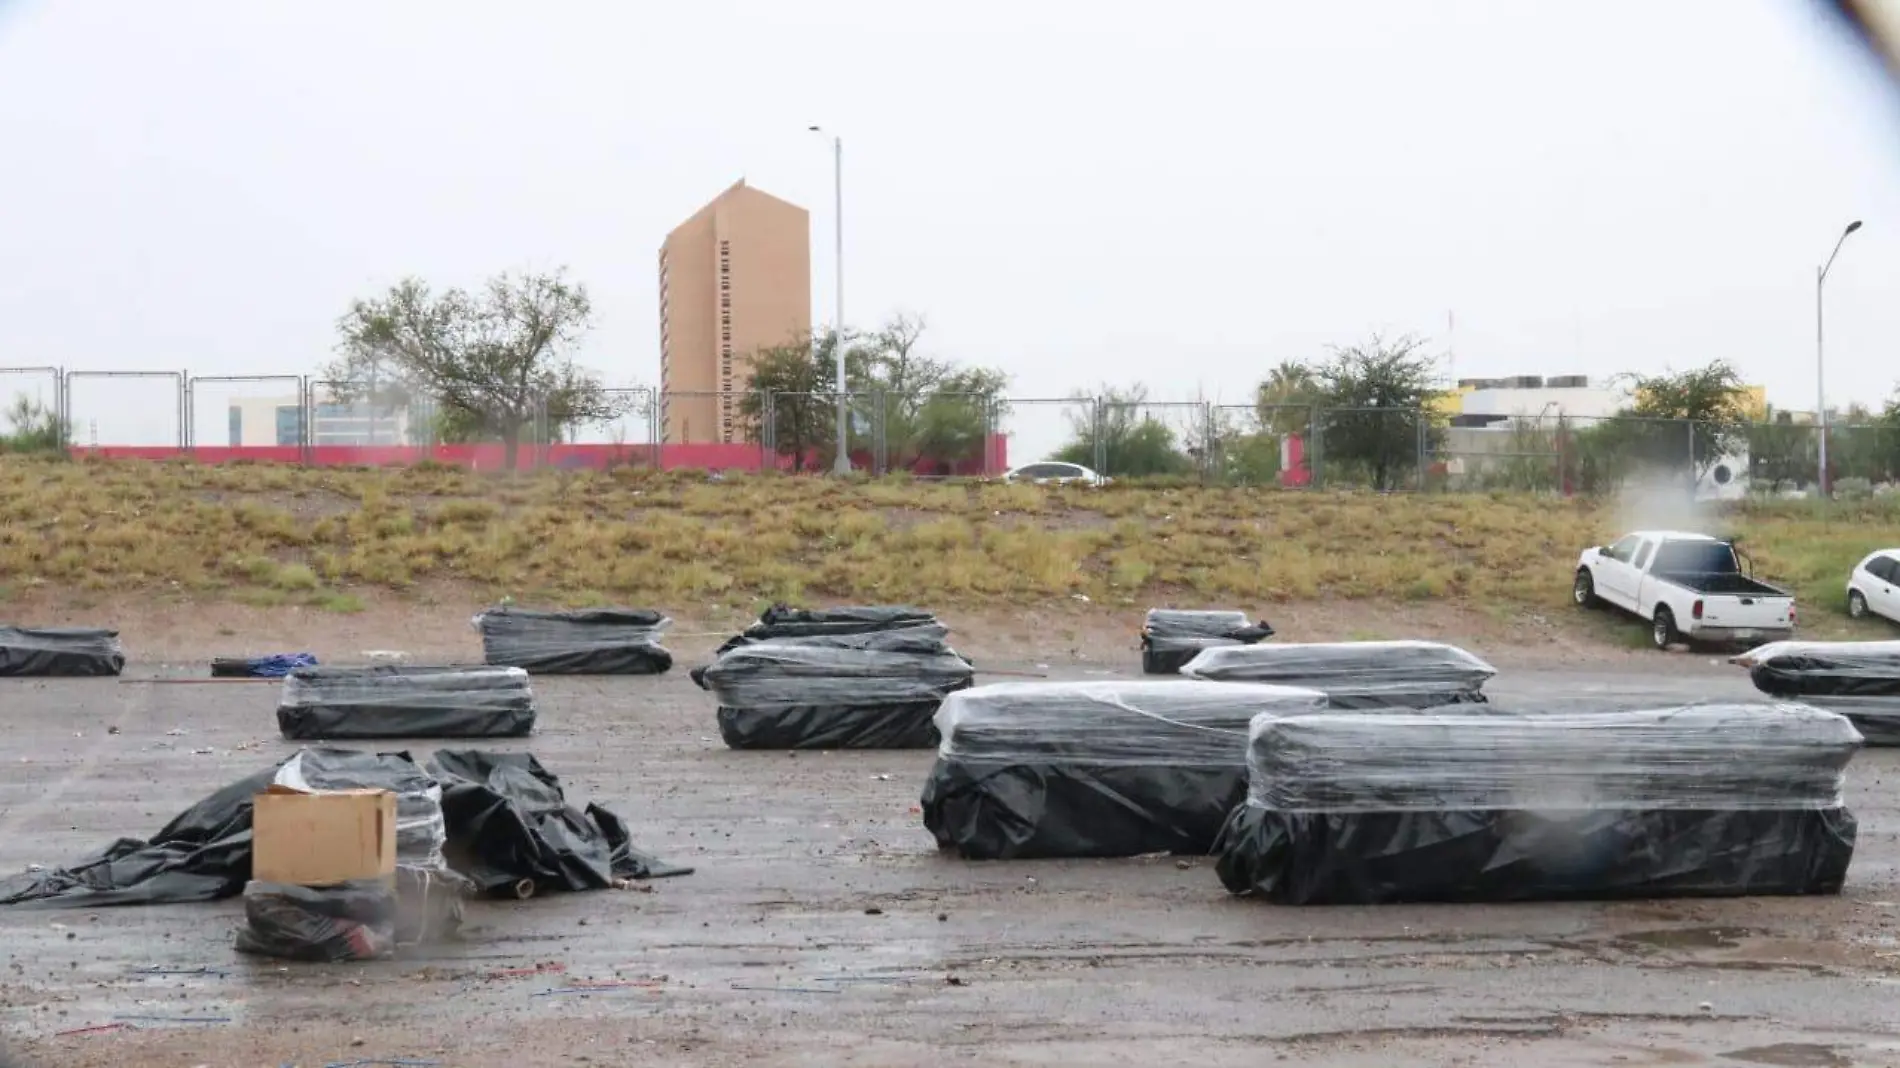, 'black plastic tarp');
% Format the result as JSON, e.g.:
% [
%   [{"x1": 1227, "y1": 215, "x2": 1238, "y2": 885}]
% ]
[
  {"x1": 921, "y1": 680, "x2": 1330, "y2": 859},
  {"x1": 717, "y1": 696, "x2": 963, "y2": 750},
  {"x1": 277, "y1": 665, "x2": 536, "y2": 739},
  {"x1": 715, "y1": 604, "x2": 941, "y2": 655},
  {"x1": 0, "y1": 747, "x2": 687, "y2": 909},
  {"x1": 431, "y1": 750, "x2": 690, "y2": 894},
  {"x1": 1799, "y1": 697, "x2": 1900, "y2": 747},
  {"x1": 1748, "y1": 645, "x2": 1900, "y2": 699},
  {"x1": 477, "y1": 606, "x2": 674, "y2": 675},
  {"x1": 1140, "y1": 609, "x2": 1274, "y2": 676},
  {"x1": 1182, "y1": 639, "x2": 1495, "y2": 707},
  {"x1": 1215, "y1": 703, "x2": 1862, "y2": 904},
  {"x1": 0, "y1": 625, "x2": 125, "y2": 677},
  {"x1": 697, "y1": 632, "x2": 976, "y2": 750}
]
